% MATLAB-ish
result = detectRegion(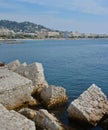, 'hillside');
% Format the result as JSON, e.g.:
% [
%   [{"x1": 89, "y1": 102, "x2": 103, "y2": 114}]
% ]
[
  {"x1": 0, "y1": 20, "x2": 107, "y2": 39},
  {"x1": 0, "y1": 20, "x2": 51, "y2": 33}
]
